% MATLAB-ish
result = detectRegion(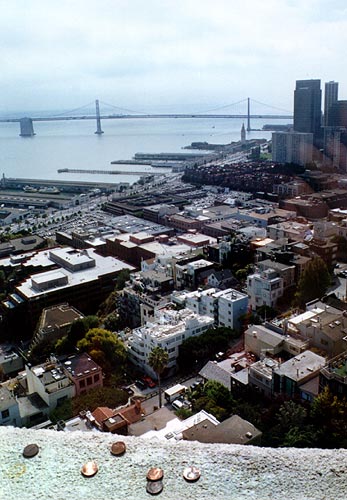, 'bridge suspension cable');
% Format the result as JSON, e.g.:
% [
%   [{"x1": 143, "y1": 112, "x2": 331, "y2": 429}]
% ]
[
  {"x1": 250, "y1": 98, "x2": 292, "y2": 114},
  {"x1": 46, "y1": 101, "x2": 96, "y2": 118},
  {"x1": 99, "y1": 100, "x2": 149, "y2": 115},
  {"x1": 190, "y1": 98, "x2": 248, "y2": 115}
]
